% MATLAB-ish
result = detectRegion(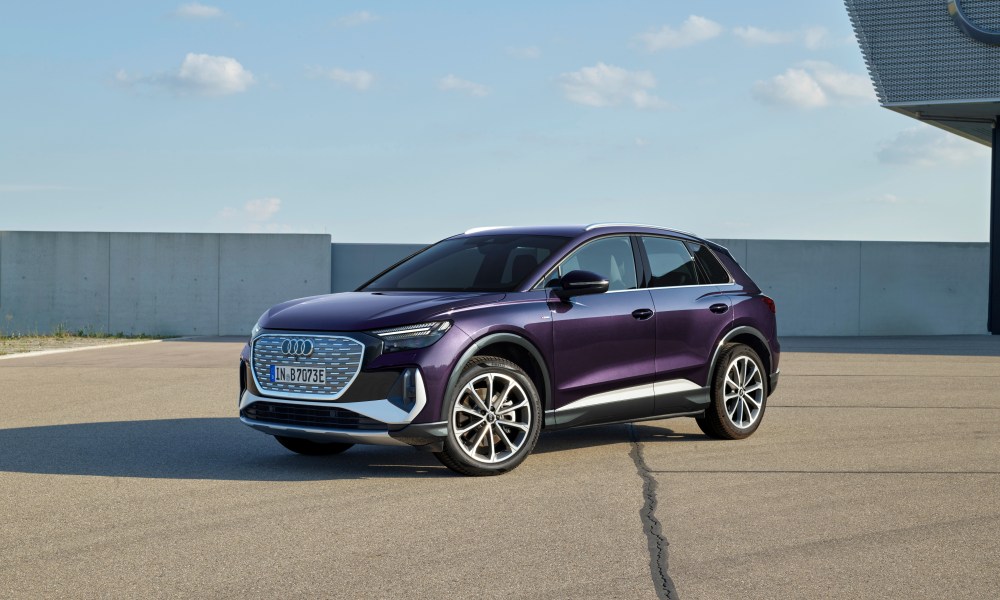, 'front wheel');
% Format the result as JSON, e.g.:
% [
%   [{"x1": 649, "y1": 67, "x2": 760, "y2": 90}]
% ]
[
  {"x1": 434, "y1": 356, "x2": 542, "y2": 476},
  {"x1": 275, "y1": 436, "x2": 354, "y2": 456},
  {"x1": 696, "y1": 343, "x2": 768, "y2": 440}
]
